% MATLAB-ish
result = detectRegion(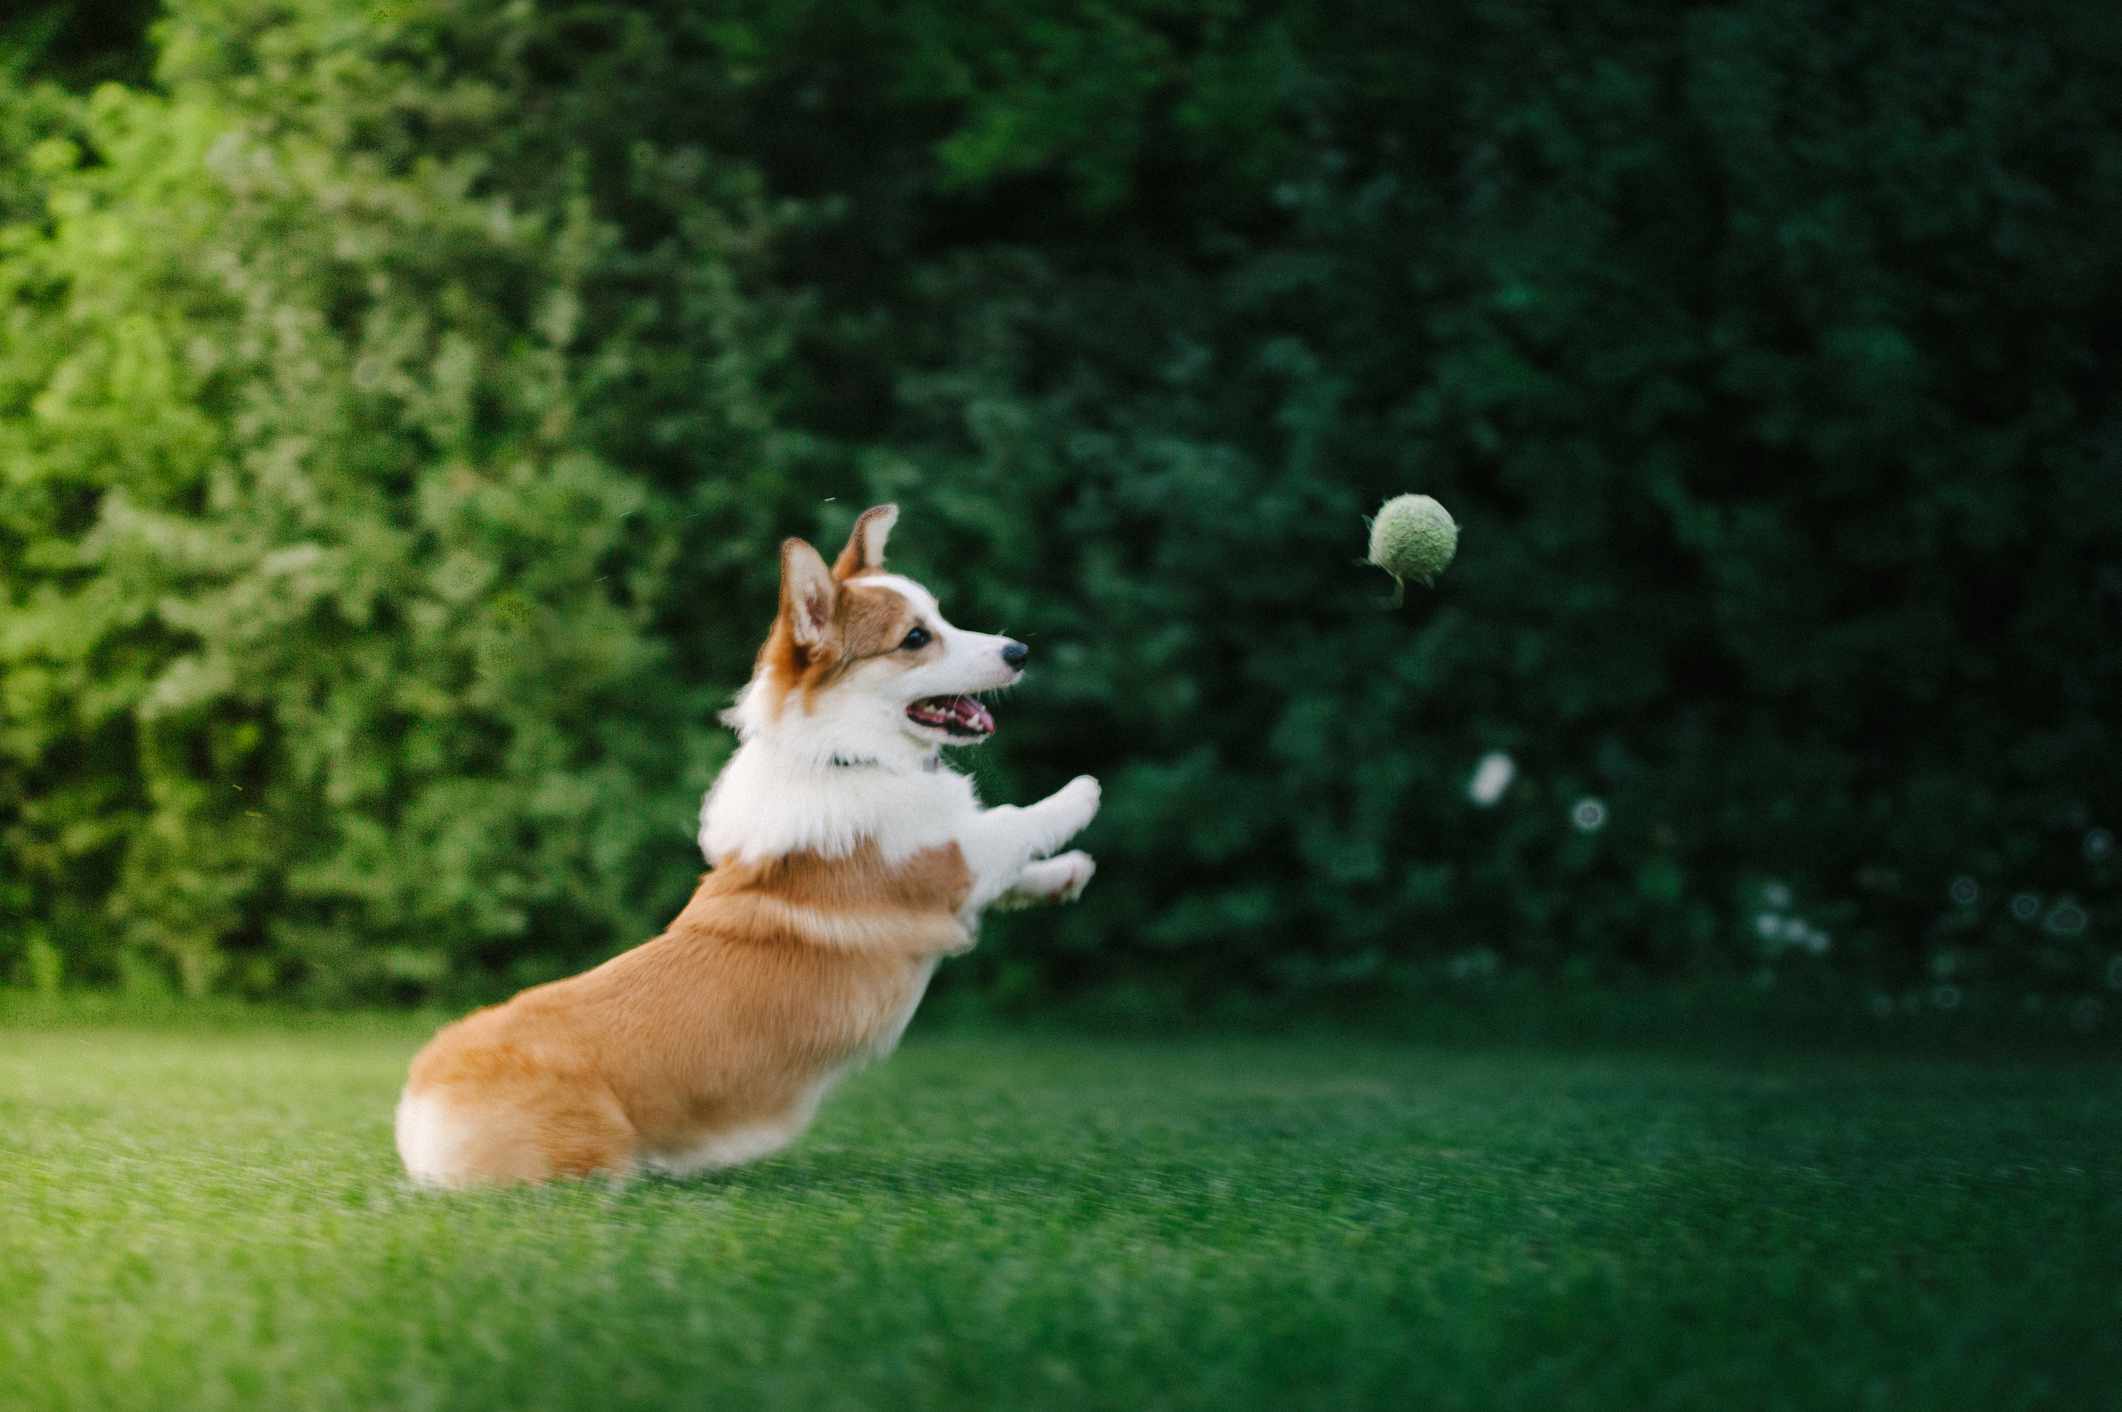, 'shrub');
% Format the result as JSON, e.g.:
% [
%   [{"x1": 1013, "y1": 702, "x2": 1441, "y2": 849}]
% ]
[
  {"x1": 3, "y1": 0, "x2": 2118, "y2": 1009},
  {"x1": 1, "y1": 0, "x2": 800, "y2": 996}
]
